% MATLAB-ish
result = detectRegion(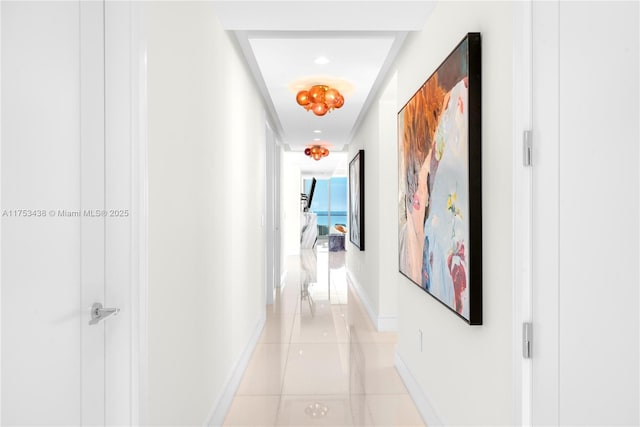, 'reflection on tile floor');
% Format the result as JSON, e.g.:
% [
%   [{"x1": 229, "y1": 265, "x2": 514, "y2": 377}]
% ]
[{"x1": 224, "y1": 243, "x2": 425, "y2": 427}]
